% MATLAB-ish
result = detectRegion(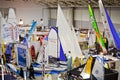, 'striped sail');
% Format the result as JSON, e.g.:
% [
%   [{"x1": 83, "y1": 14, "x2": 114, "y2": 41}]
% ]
[
  {"x1": 88, "y1": 4, "x2": 107, "y2": 52},
  {"x1": 47, "y1": 27, "x2": 67, "y2": 61},
  {"x1": 8, "y1": 8, "x2": 19, "y2": 42}
]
